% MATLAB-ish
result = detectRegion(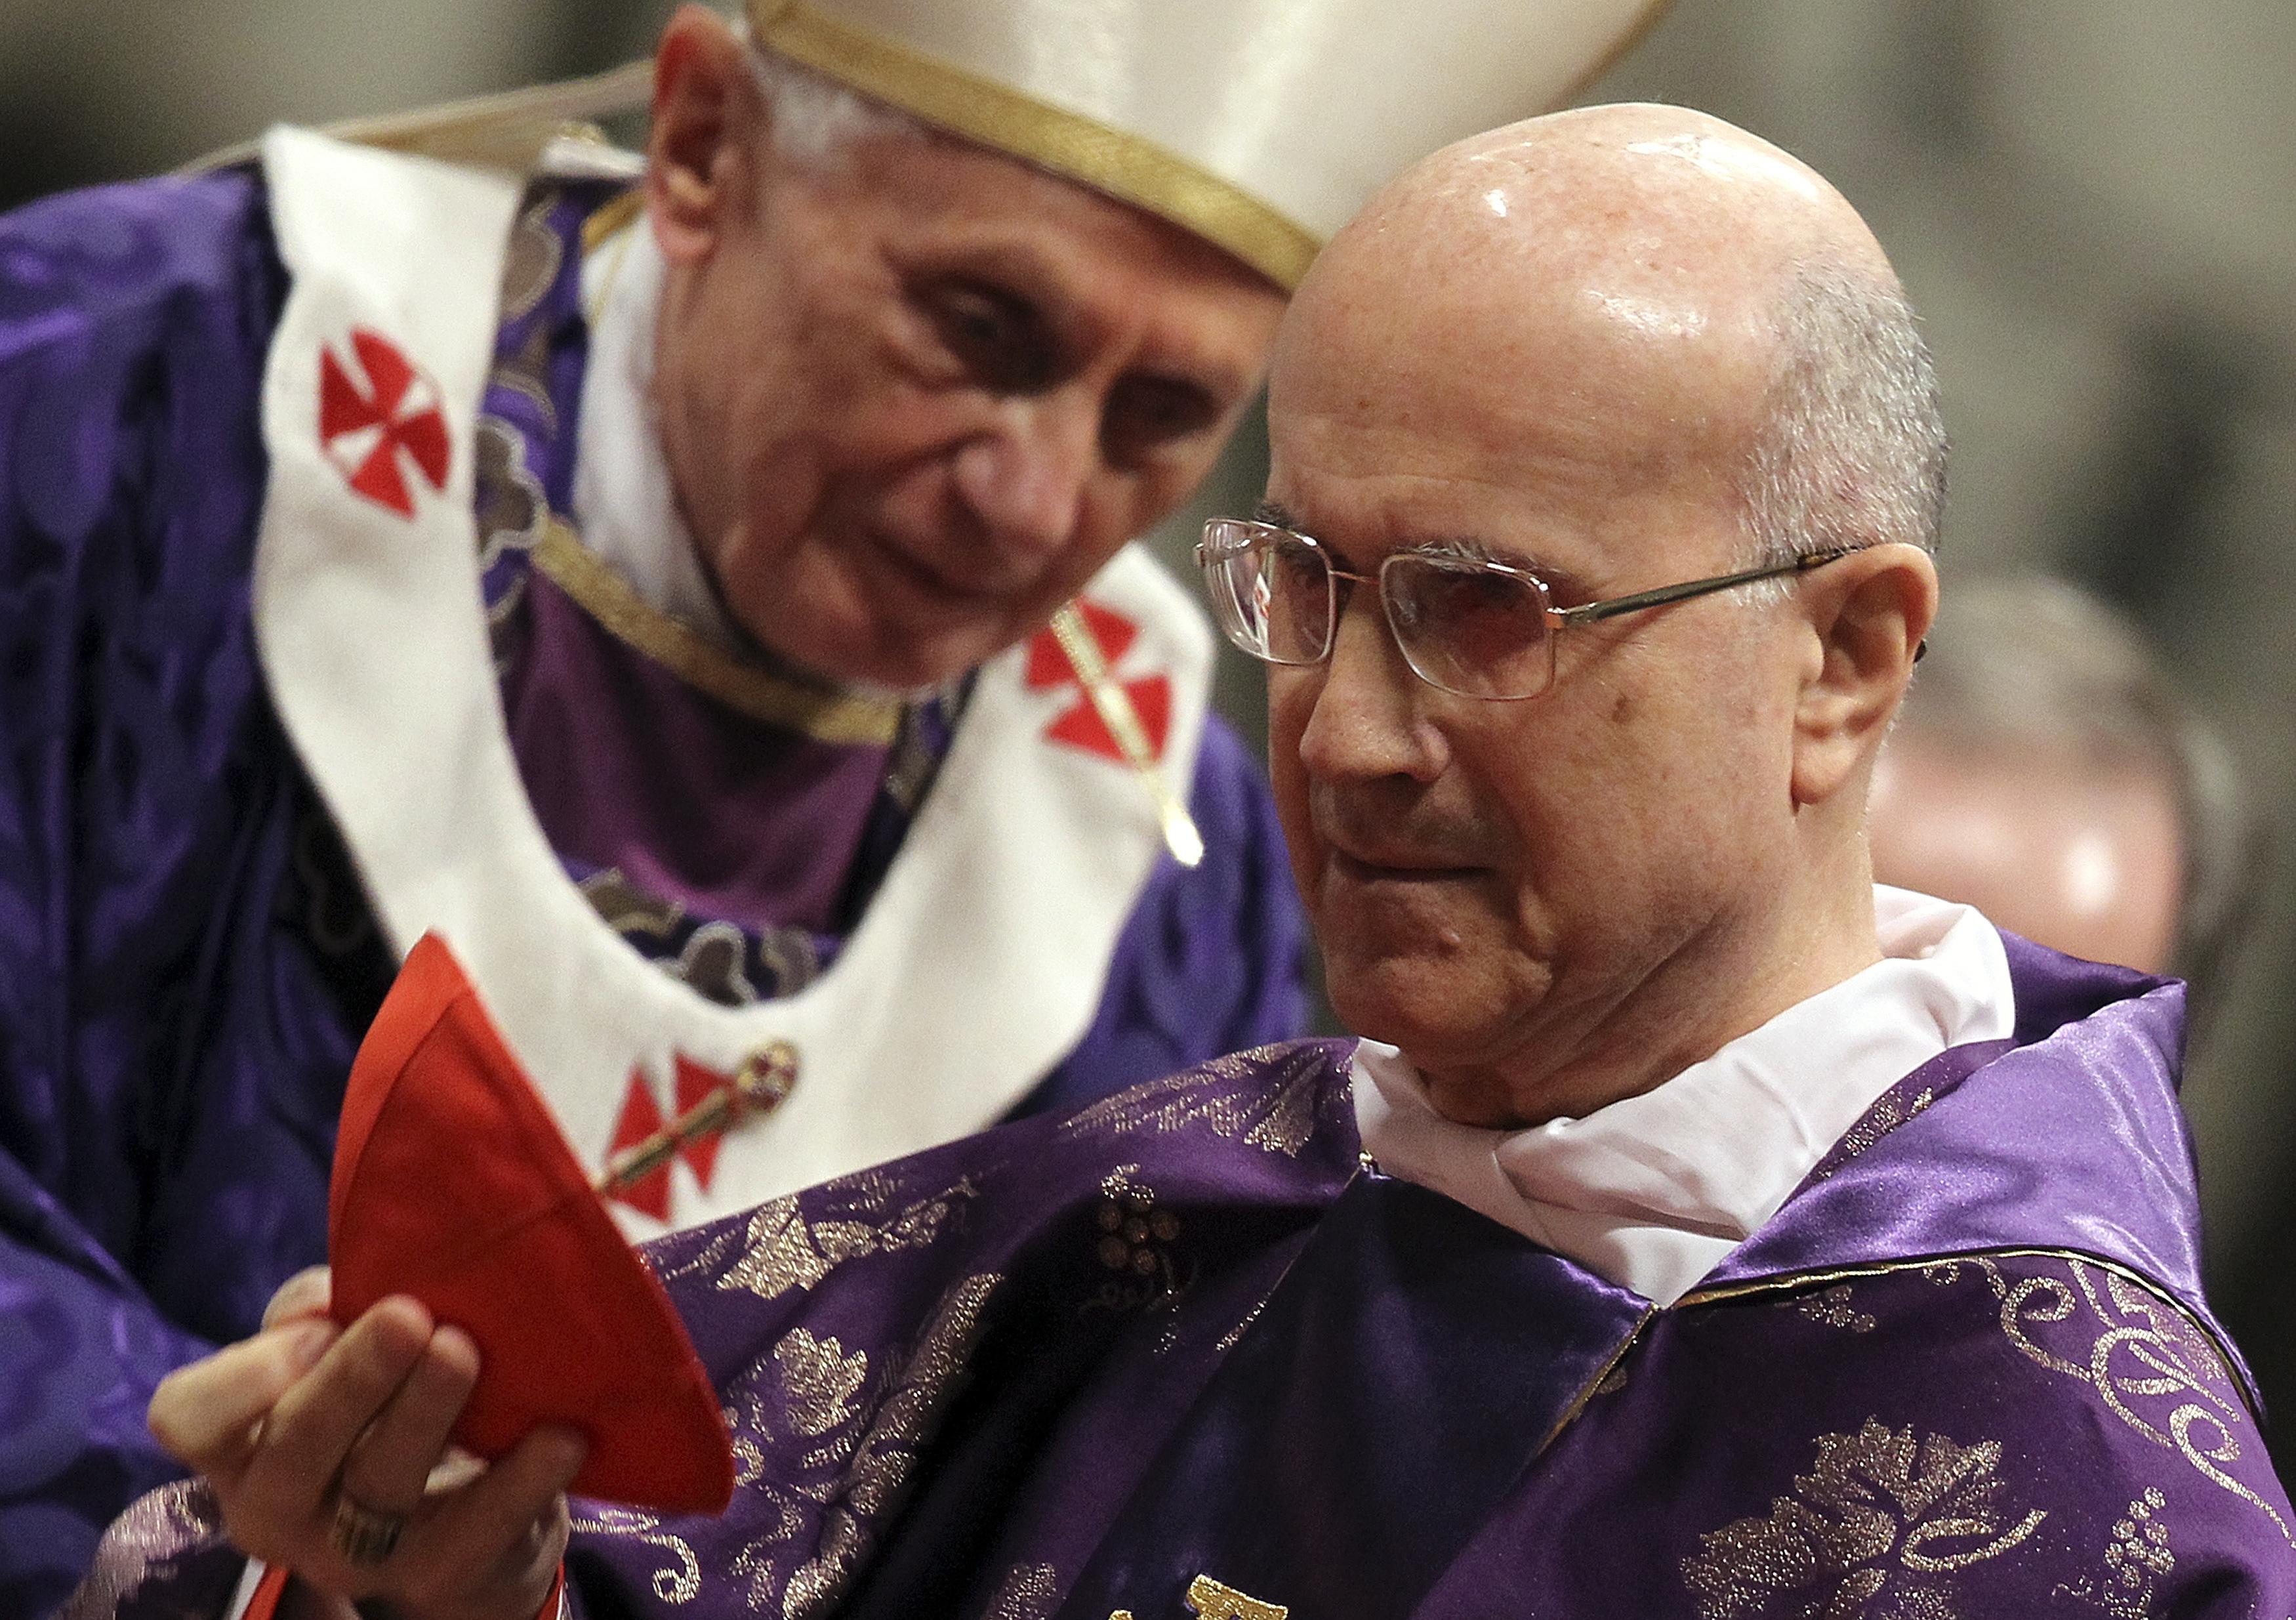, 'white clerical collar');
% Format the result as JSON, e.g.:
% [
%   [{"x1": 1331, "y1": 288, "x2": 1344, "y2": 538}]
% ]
[
  {"x1": 572, "y1": 215, "x2": 742, "y2": 648},
  {"x1": 1352, "y1": 886, "x2": 2016, "y2": 1307}
]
